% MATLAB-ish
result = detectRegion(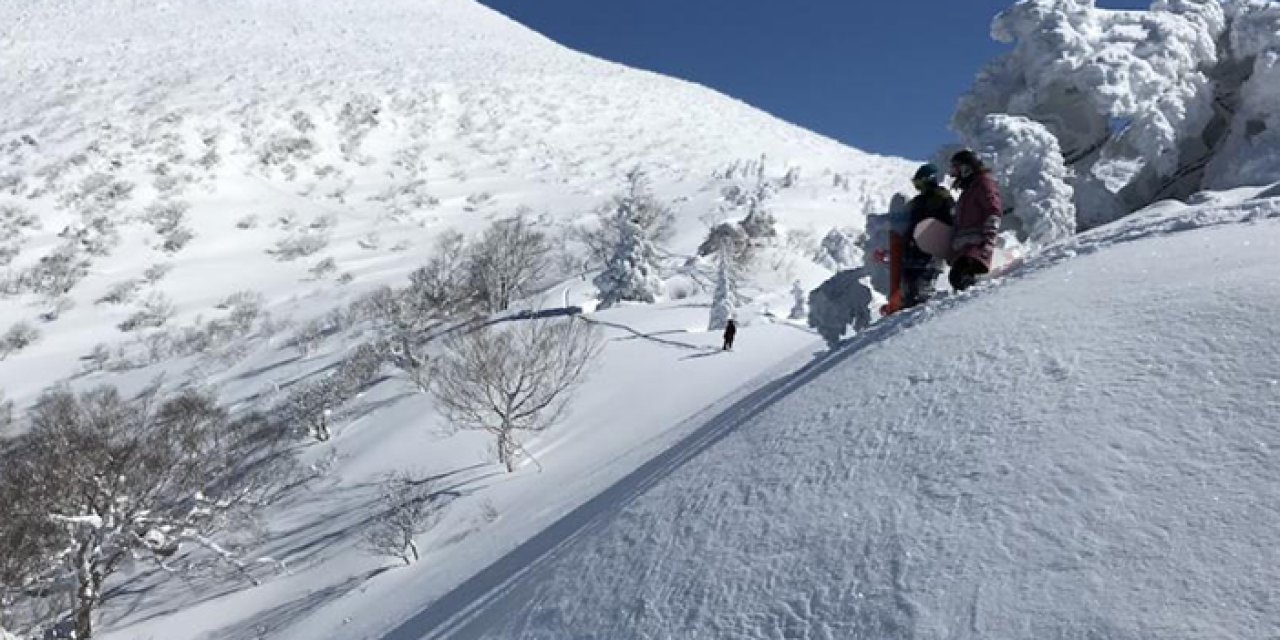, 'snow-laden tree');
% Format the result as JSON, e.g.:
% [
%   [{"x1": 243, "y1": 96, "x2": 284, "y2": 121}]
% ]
[
  {"x1": 789, "y1": 280, "x2": 807, "y2": 320},
  {"x1": 969, "y1": 114, "x2": 1077, "y2": 245},
  {"x1": 0, "y1": 386, "x2": 276, "y2": 639},
  {"x1": 432, "y1": 318, "x2": 602, "y2": 473},
  {"x1": 577, "y1": 168, "x2": 676, "y2": 273},
  {"x1": 807, "y1": 268, "x2": 874, "y2": 349},
  {"x1": 1204, "y1": 1, "x2": 1280, "y2": 187},
  {"x1": 814, "y1": 228, "x2": 860, "y2": 271},
  {"x1": 707, "y1": 242, "x2": 741, "y2": 331},
  {"x1": 739, "y1": 182, "x2": 778, "y2": 242},
  {"x1": 593, "y1": 194, "x2": 666, "y2": 309},
  {"x1": 954, "y1": 0, "x2": 1229, "y2": 227}
]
